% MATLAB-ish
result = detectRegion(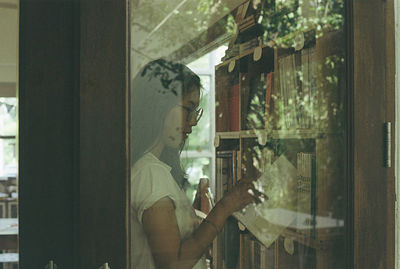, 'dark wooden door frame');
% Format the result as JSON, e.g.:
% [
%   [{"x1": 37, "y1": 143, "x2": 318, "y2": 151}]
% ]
[
  {"x1": 19, "y1": 0, "x2": 80, "y2": 267},
  {"x1": 352, "y1": 0, "x2": 395, "y2": 268},
  {"x1": 19, "y1": 0, "x2": 130, "y2": 268},
  {"x1": 79, "y1": 0, "x2": 130, "y2": 268}
]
